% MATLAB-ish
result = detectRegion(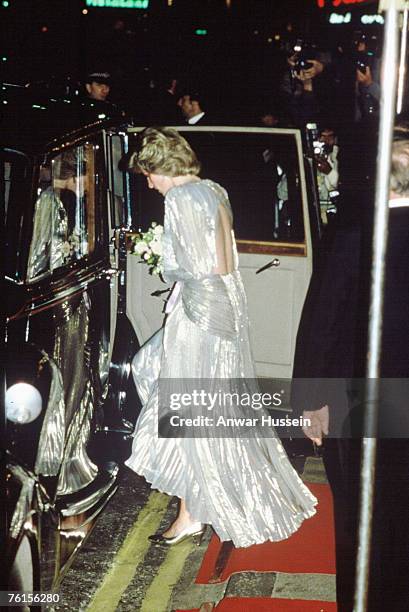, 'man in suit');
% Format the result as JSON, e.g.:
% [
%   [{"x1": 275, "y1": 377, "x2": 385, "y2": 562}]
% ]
[
  {"x1": 177, "y1": 90, "x2": 214, "y2": 125},
  {"x1": 292, "y1": 137, "x2": 409, "y2": 611}
]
